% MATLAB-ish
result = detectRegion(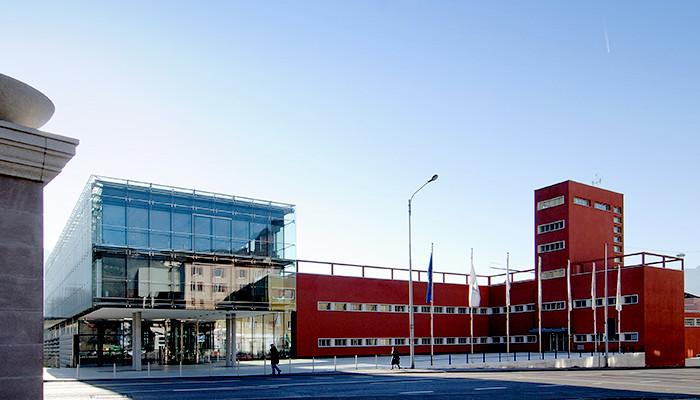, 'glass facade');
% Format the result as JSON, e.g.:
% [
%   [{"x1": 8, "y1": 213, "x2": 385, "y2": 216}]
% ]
[{"x1": 44, "y1": 176, "x2": 297, "y2": 365}]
